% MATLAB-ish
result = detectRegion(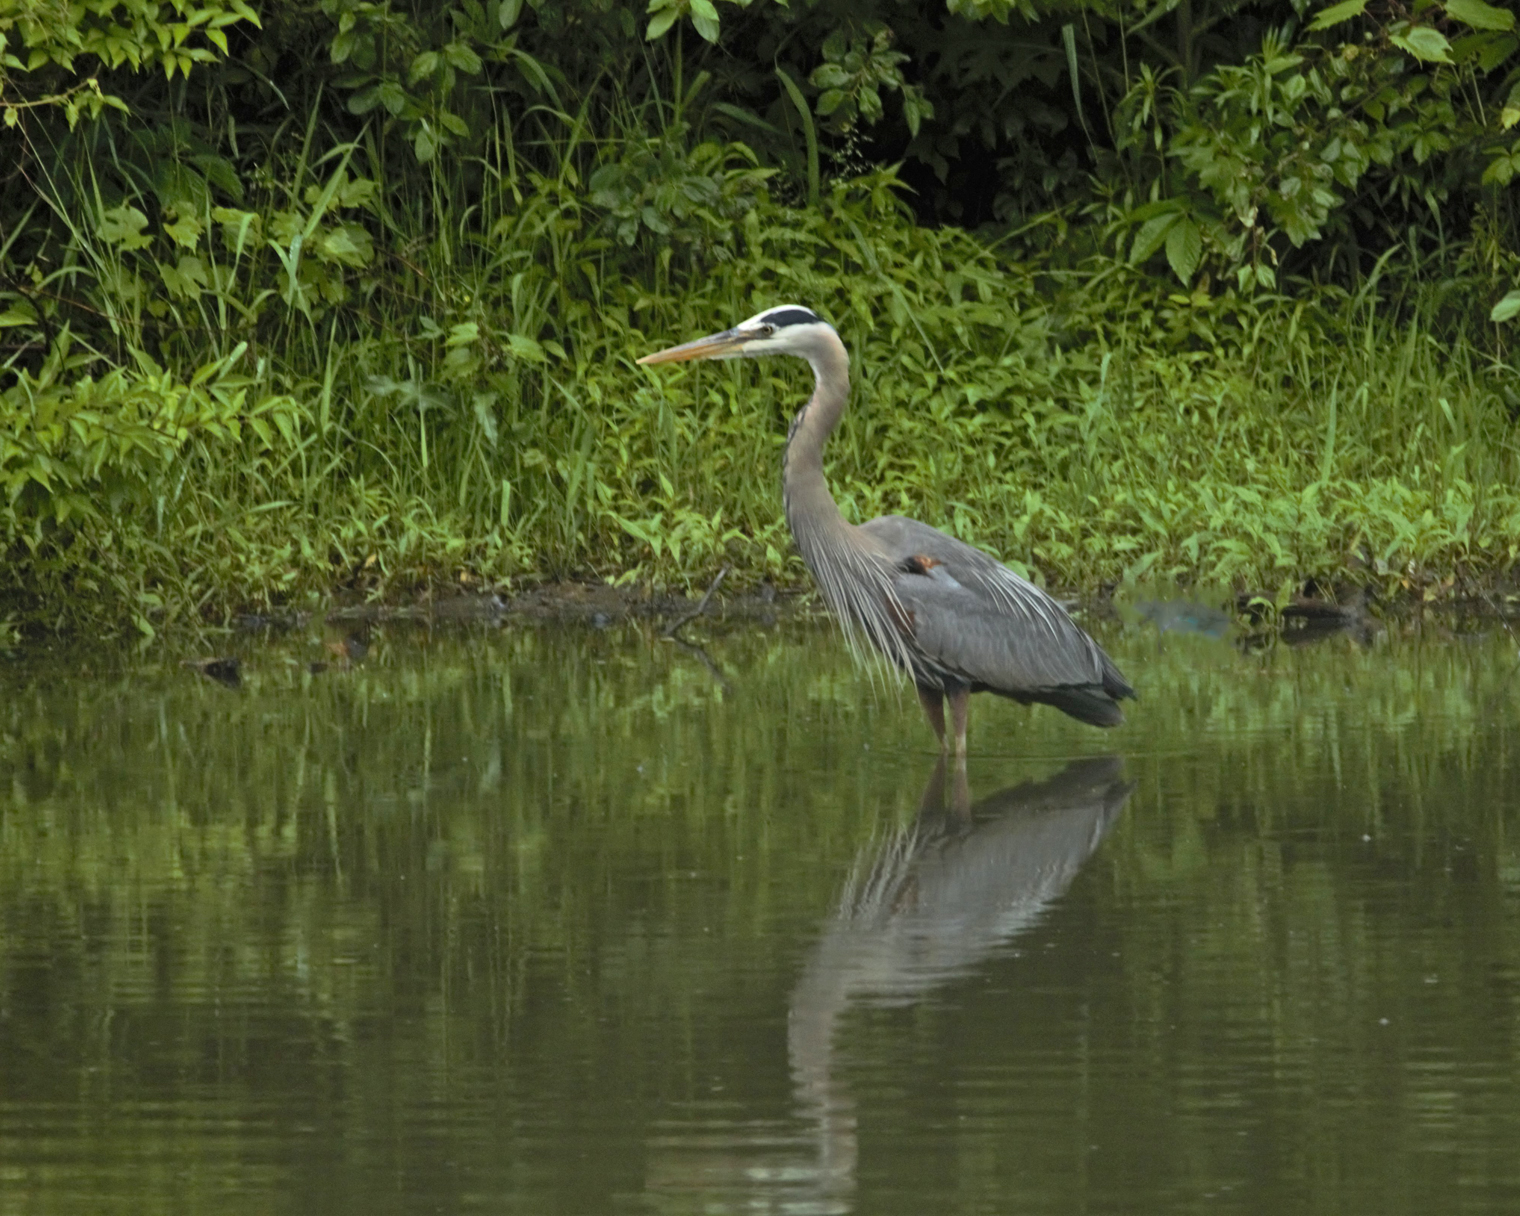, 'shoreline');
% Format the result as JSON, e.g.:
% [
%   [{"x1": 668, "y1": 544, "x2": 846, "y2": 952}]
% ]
[
  {"x1": 5, "y1": 570, "x2": 1519, "y2": 655},
  {"x1": 233, "y1": 574, "x2": 1520, "y2": 632}
]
